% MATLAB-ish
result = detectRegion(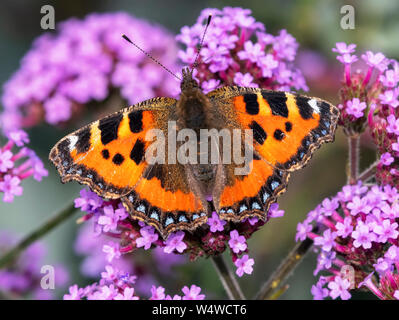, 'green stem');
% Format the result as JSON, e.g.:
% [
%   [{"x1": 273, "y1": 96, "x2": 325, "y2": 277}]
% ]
[
  {"x1": 358, "y1": 160, "x2": 378, "y2": 183},
  {"x1": 211, "y1": 255, "x2": 246, "y2": 300},
  {"x1": 0, "y1": 202, "x2": 76, "y2": 269},
  {"x1": 348, "y1": 135, "x2": 360, "y2": 185},
  {"x1": 254, "y1": 238, "x2": 314, "y2": 300}
]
